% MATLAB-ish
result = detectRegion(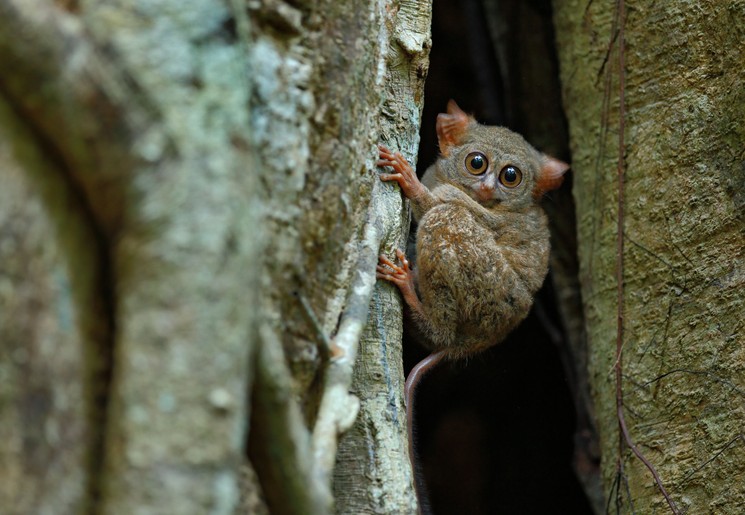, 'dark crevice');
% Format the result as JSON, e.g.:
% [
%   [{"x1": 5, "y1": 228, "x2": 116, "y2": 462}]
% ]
[
  {"x1": 84, "y1": 214, "x2": 117, "y2": 515},
  {"x1": 0, "y1": 85, "x2": 118, "y2": 515},
  {"x1": 407, "y1": 0, "x2": 599, "y2": 512}
]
